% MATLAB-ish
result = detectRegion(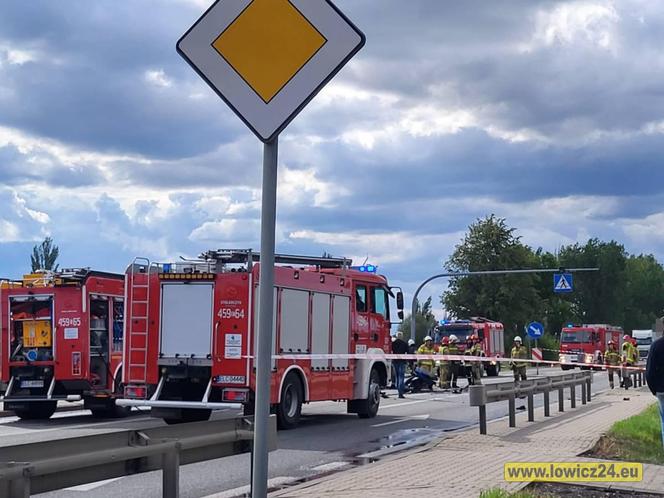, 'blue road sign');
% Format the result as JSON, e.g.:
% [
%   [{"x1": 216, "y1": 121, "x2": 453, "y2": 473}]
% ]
[
  {"x1": 527, "y1": 321, "x2": 544, "y2": 339},
  {"x1": 553, "y1": 273, "x2": 573, "y2": 293}
]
